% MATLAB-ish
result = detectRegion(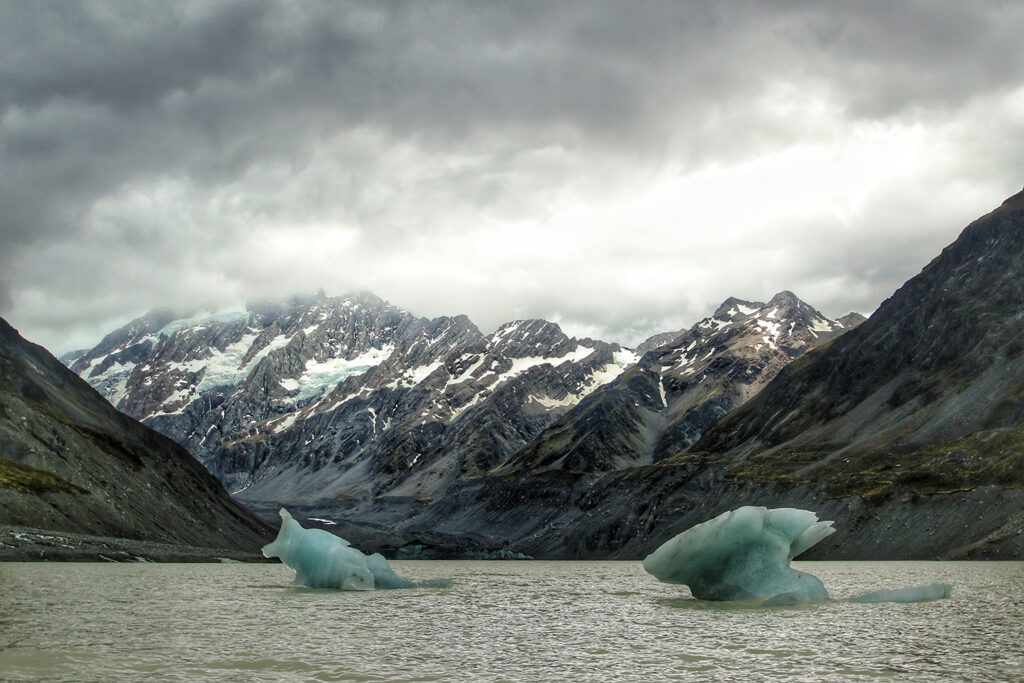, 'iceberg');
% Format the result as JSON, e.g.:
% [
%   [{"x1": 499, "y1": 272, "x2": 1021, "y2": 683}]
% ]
[
  {"x1": 263, "y1": 509, "x2": 450, "y2": 590},
  {"x1": 643, "y1": 506, "x2": 835, "y2": 603},
  {"x1": 850, "y1": 583, "x2": 952, "y2": 603}
]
